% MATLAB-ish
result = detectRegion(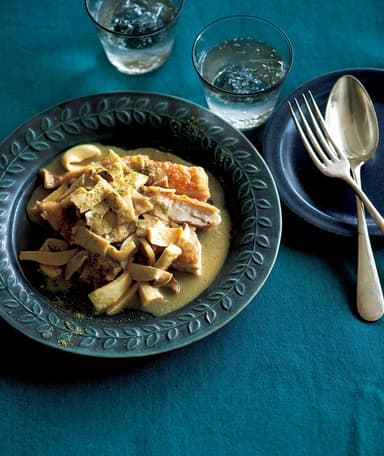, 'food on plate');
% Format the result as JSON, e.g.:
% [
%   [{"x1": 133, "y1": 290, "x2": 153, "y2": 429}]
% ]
[{"x1": 19, "y1": 144, "x2": 230, "y2": 317}]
